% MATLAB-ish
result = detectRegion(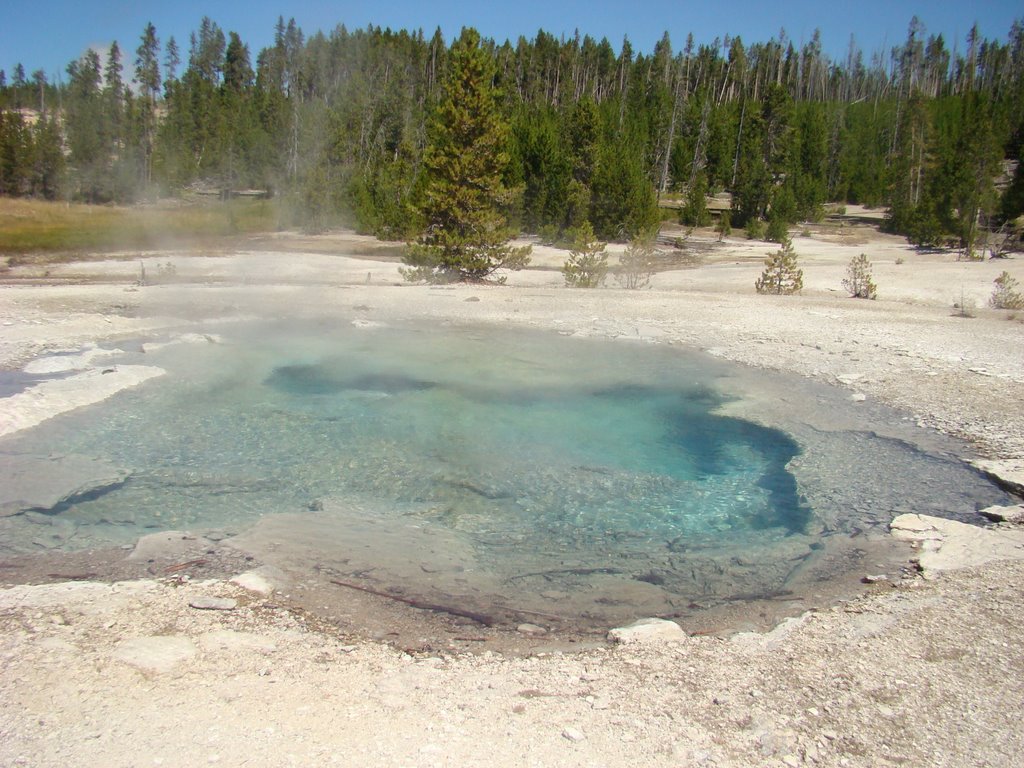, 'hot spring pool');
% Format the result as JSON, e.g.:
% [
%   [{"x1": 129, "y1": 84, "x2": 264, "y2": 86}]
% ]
[{"x1": 0, "y1": 320, "x2": 1011, "y2": 629}]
